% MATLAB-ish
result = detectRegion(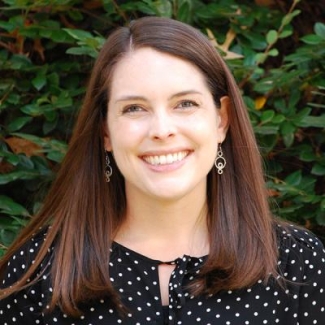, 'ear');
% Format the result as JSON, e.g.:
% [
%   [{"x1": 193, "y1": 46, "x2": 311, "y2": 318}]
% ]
[
  {"x1": 103, "y1": 122, "x2": 113, "y2": 152},
  {"x1": 217, "y1": 96, "x2": 230, "y2": 143}
]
